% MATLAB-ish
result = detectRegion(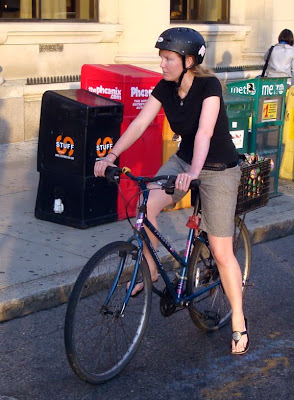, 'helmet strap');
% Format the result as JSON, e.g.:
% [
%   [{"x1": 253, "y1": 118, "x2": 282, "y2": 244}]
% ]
[
  {"x1": 176, "y1": 68, "x2": 187, "y2": 89},
  {"x1": 176, "y1": 55, "x2": 188, "y2": 89},
  {"x1": 181, "y1": 55, "x2": 186, "y2": 69},
  {"x1": 176, "y1": 55, "x2": 197, "y2": 89}
]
